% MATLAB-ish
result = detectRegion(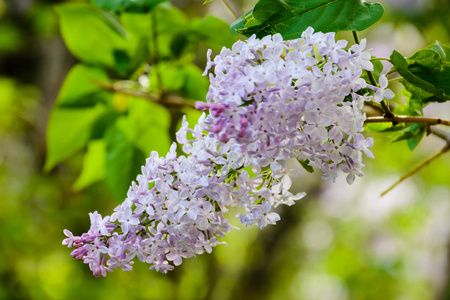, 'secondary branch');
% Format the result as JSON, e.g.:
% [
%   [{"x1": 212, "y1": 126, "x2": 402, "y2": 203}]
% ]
[
  {"x1": 93, "y1": 80, "x2": 196, "y2": 109},
  {"x1": 381, "y1": 142, "x2": 450, "y2": 197},
  {"x1": 365, "y1": 115, "x2": 450, "y2": 127}
]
